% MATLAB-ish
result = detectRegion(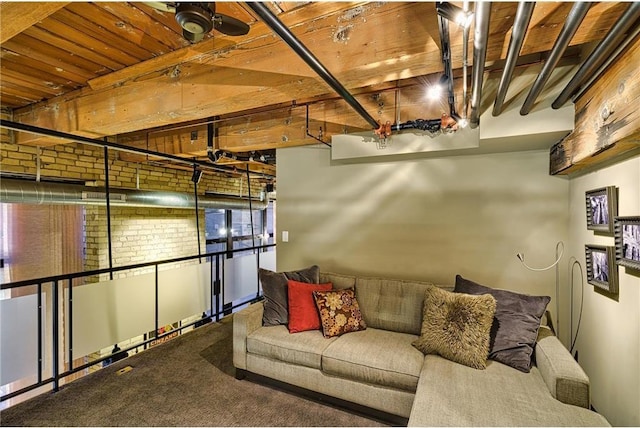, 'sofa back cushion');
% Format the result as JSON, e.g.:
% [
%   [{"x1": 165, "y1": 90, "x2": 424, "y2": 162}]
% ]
[
  {"x1": 319, "y1": 272, "x2": 356, "y2": 290},
  {"x1": 355, "y1": 277, "x2": 435, "y2": 335}
]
